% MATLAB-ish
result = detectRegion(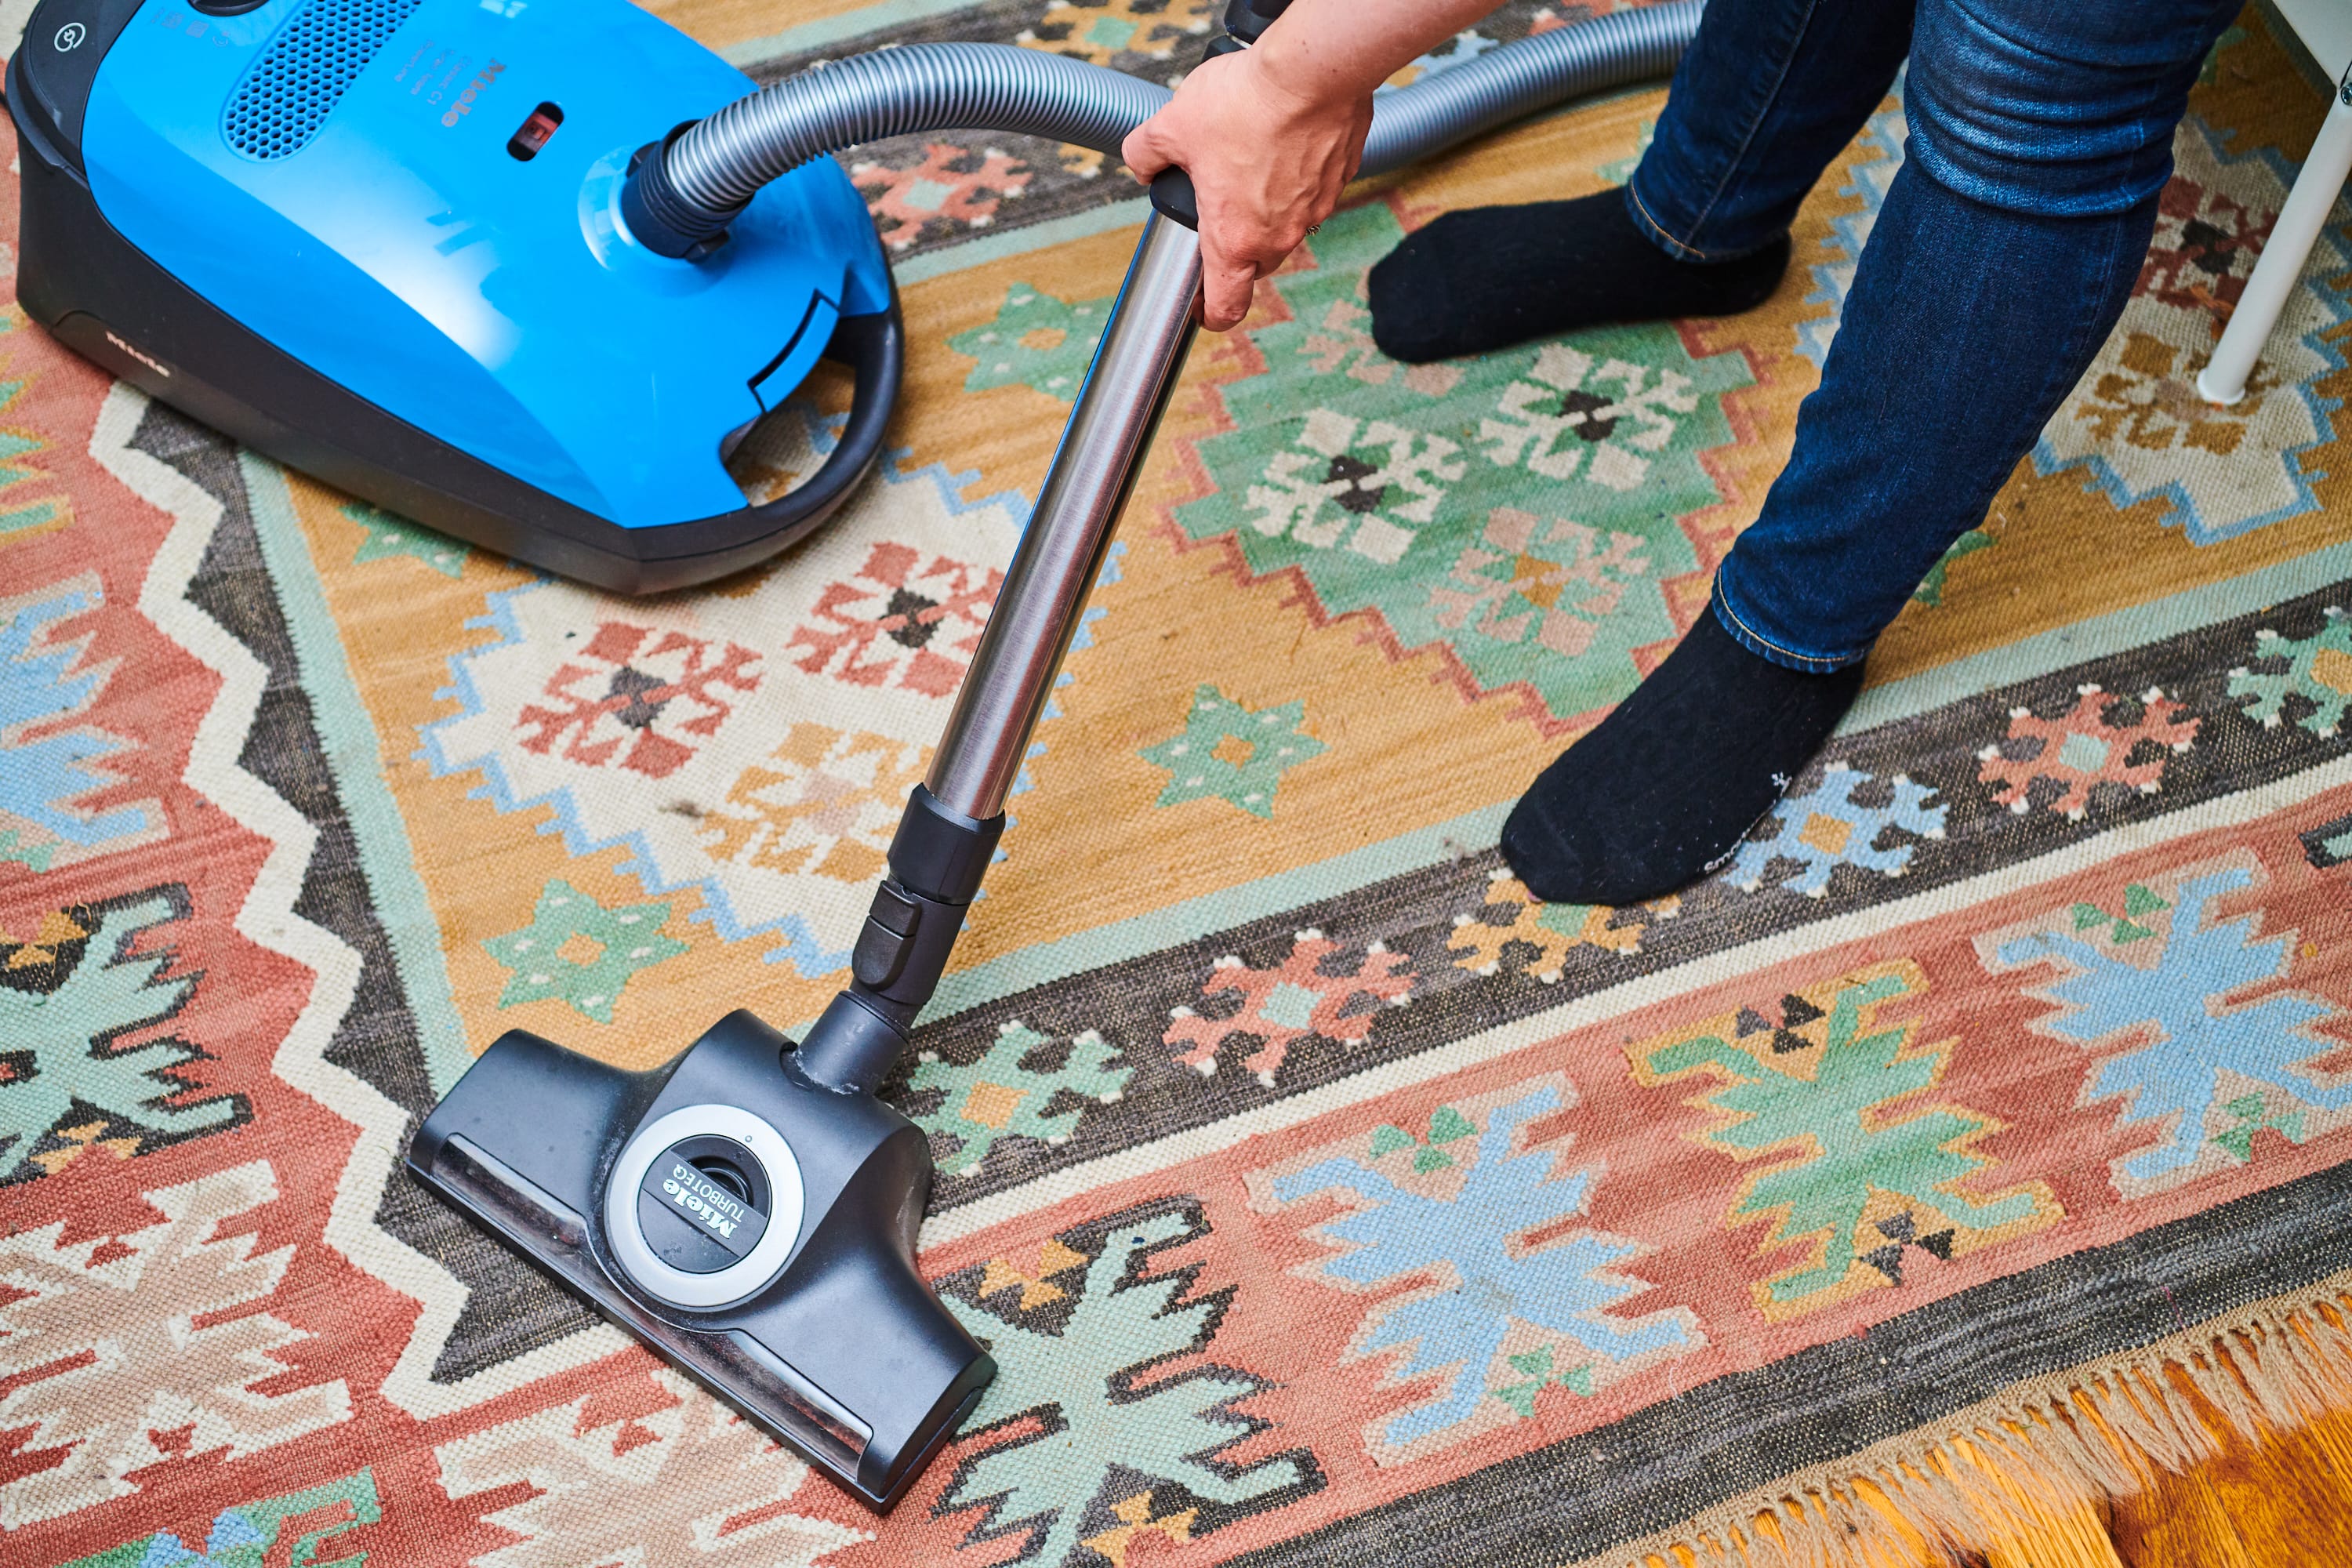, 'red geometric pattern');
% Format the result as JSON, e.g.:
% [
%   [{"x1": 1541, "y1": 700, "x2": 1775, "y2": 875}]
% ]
[
  {"x1": 851, "y1": 143, "x2": 1033, "y2": 252},
  {"x1": 510, "y1": 621, "x2": 761, "y2": 780},
  {"x1": 784, "y1": 540, "x2": 1003, "y2": 698},
  {"x1": 0, "y1": 260, "x2": 470, "y2": 1564},
  {"x1": 1976, "y1": 683, "x2": 2201, "y2": 819},
  {"x1": 1163, "y1": 929, "x2": 1414, "y2": 1084}
]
